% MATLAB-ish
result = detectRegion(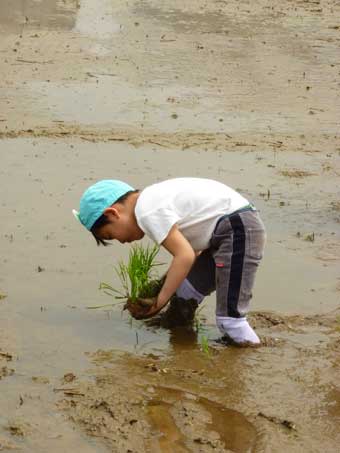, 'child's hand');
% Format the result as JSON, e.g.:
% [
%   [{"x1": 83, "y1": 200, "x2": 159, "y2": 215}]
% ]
[
  {"x1": 125, "y1": 297, "x2": 168, "y2": 320},
  {"x1": 124, "y1": 297, "x2": 157, "y2": 319}
]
